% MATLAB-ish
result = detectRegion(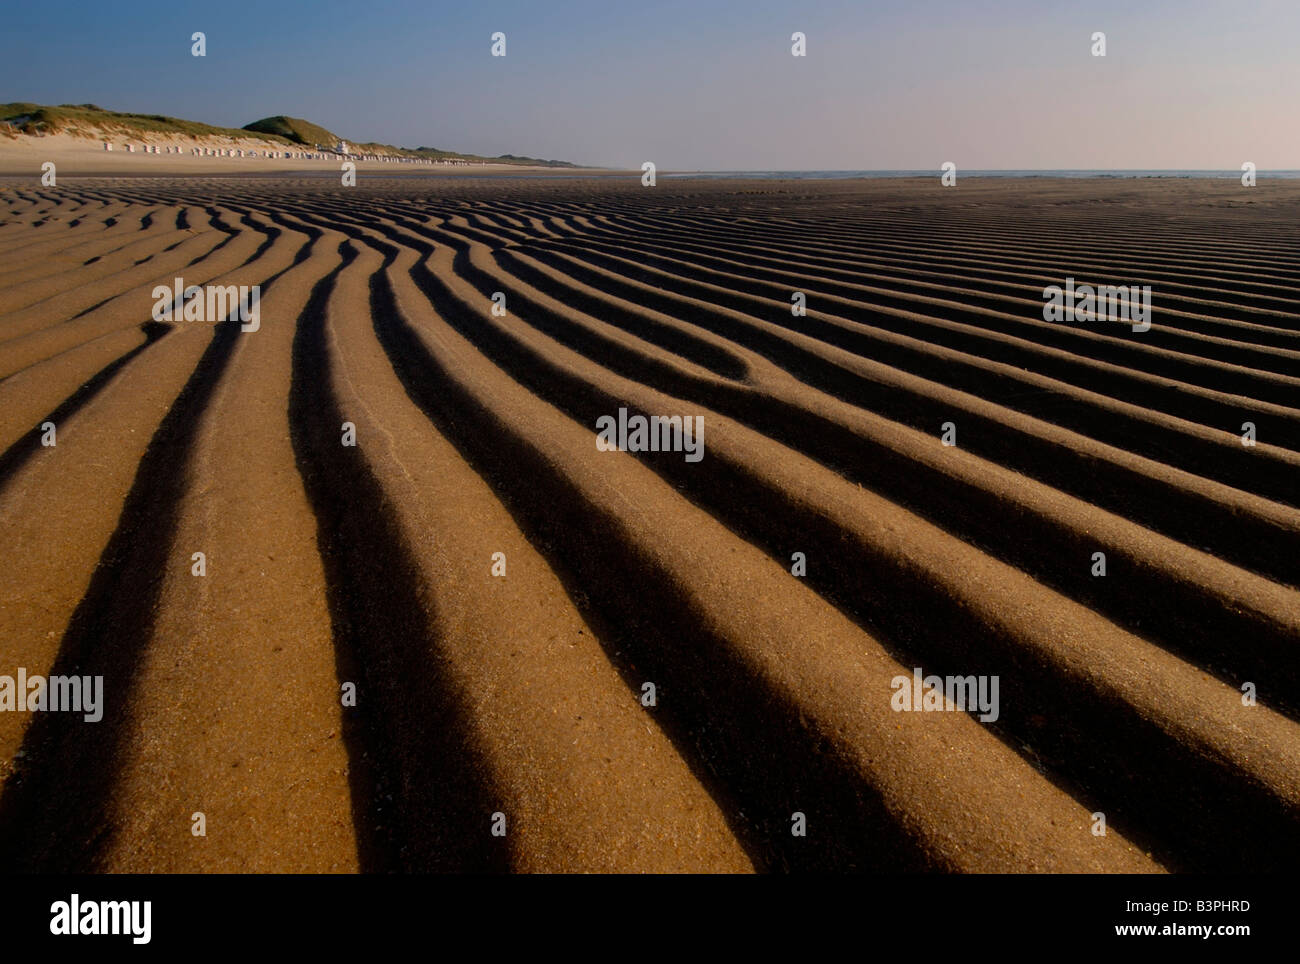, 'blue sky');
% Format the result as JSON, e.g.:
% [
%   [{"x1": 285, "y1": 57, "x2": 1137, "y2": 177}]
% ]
[{"x1": 4, "y1": 0, "x2": 1298, "y2": 169}]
